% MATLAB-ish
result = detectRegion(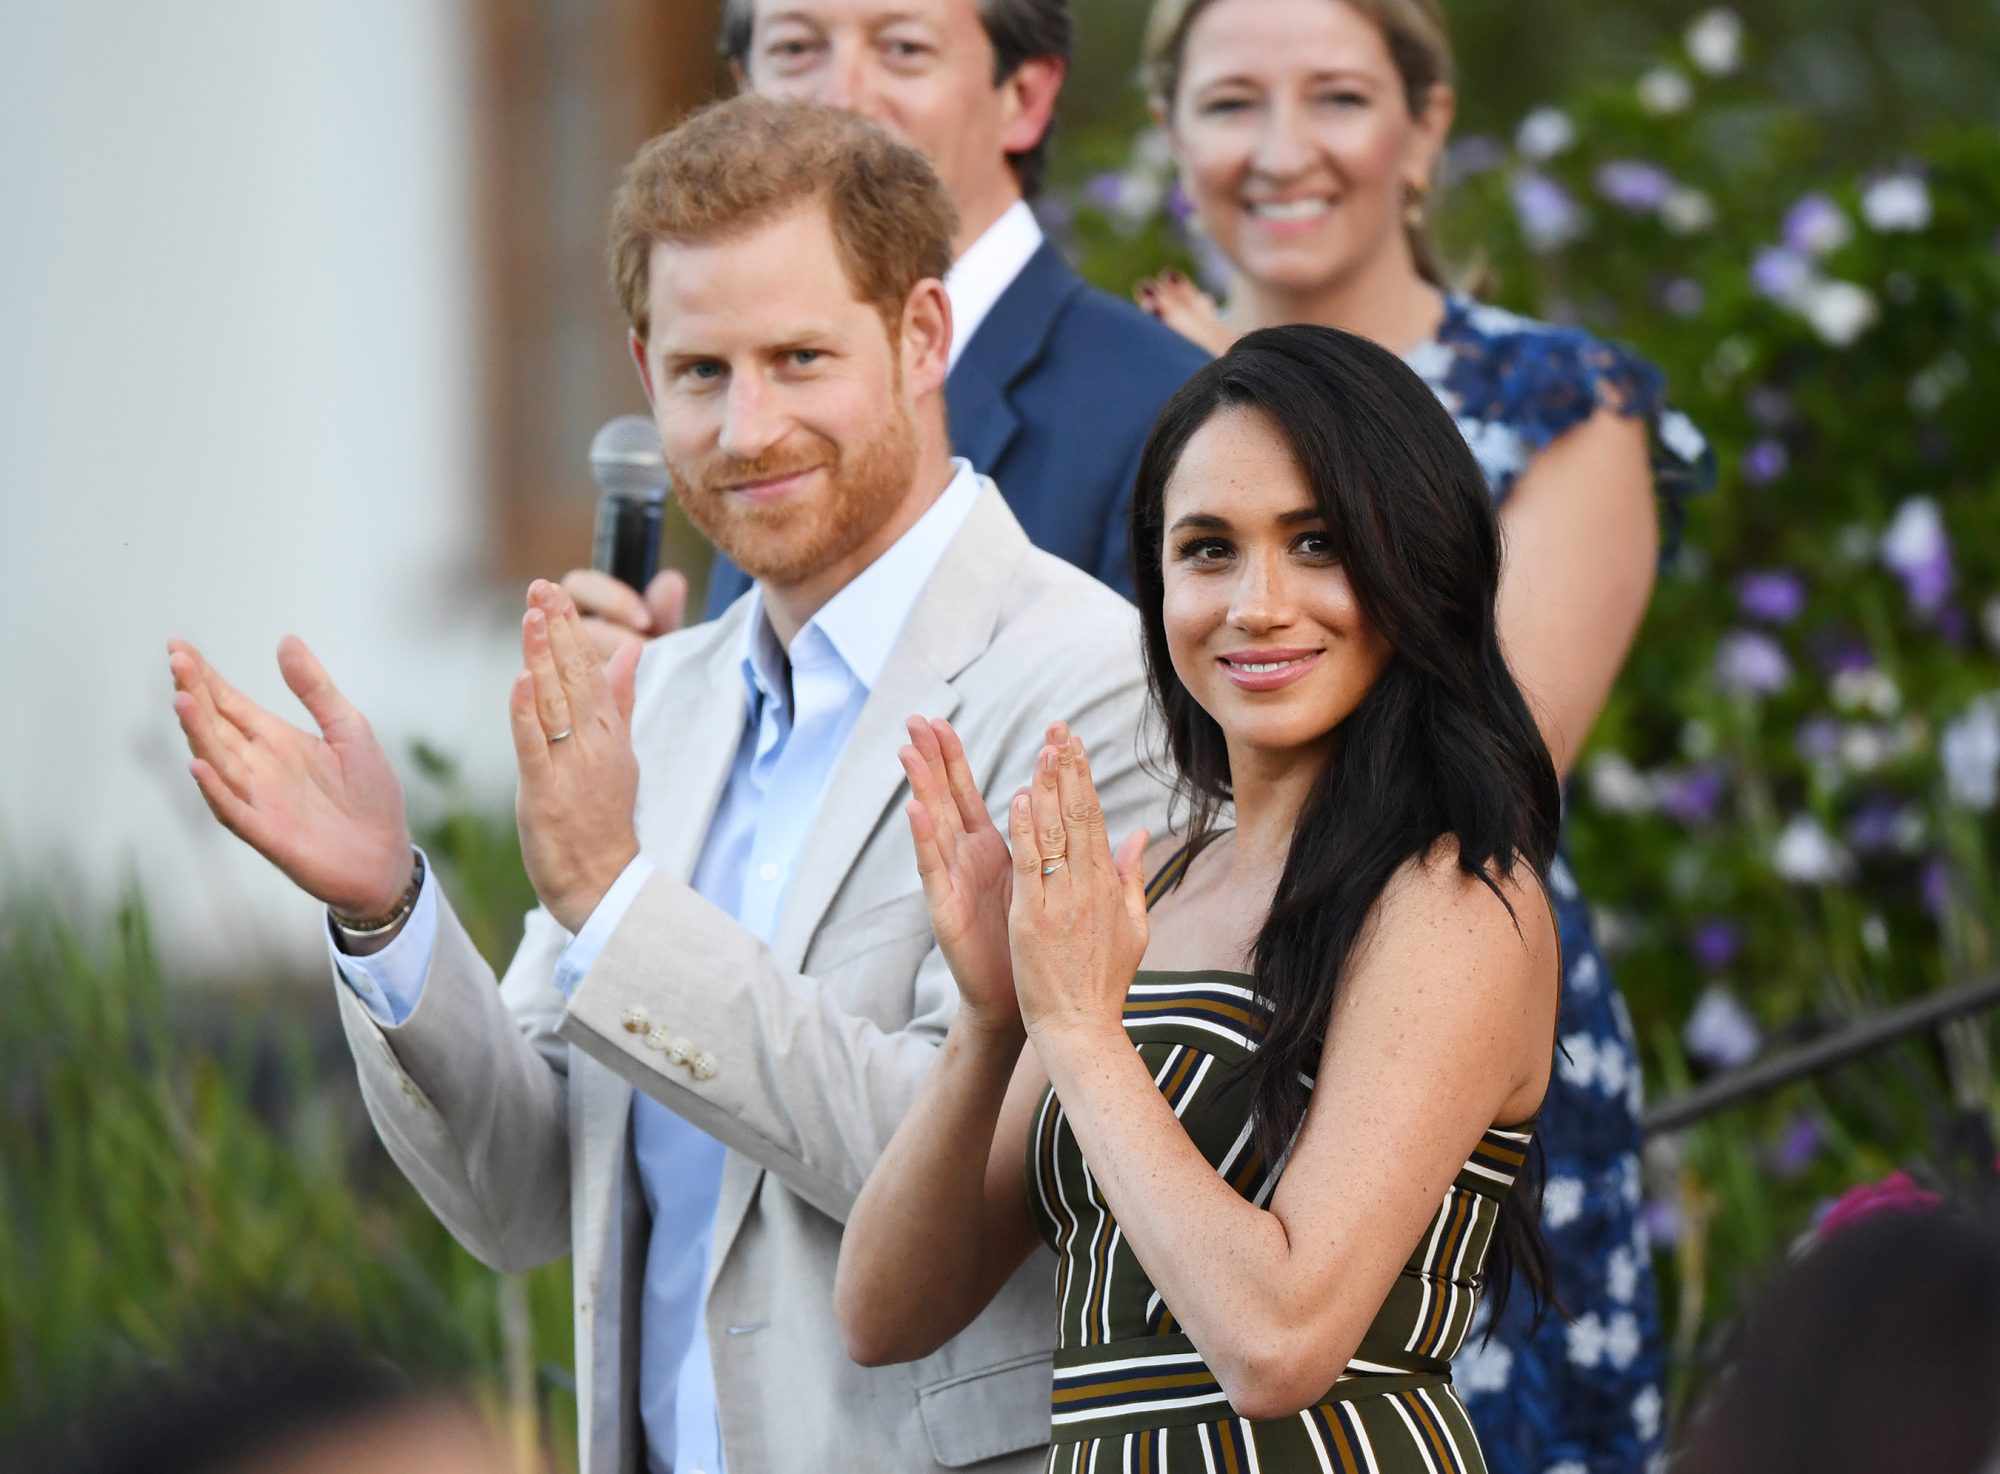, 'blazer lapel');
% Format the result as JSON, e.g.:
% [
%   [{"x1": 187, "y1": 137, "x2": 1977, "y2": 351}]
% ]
[
  {"x1": 706, "y1": 488, "x2": 1032, "y2": 1291},
  {"x1": 640, "y1": 616, "x2": 750, "y2": 884},
  {"x1": 945, "y1": 241, "x2": 1084, "y2": 480},
  {"x1": 767, "y1": 485, "x2": 1030, "y2": 970}
]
